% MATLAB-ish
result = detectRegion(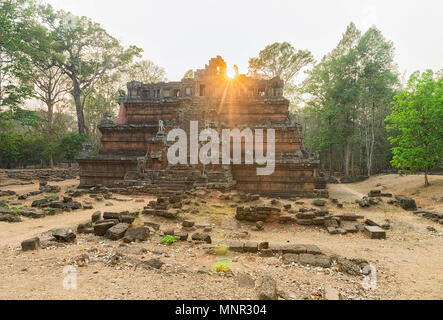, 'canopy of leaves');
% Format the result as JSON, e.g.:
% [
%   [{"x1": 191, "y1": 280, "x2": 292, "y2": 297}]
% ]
[
  {"x1": 386, "y1": 70, "x2": 443, "y2": 180},
  {"x1": 248, "y1": 42, "x2": 314, "y2": 85}
]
